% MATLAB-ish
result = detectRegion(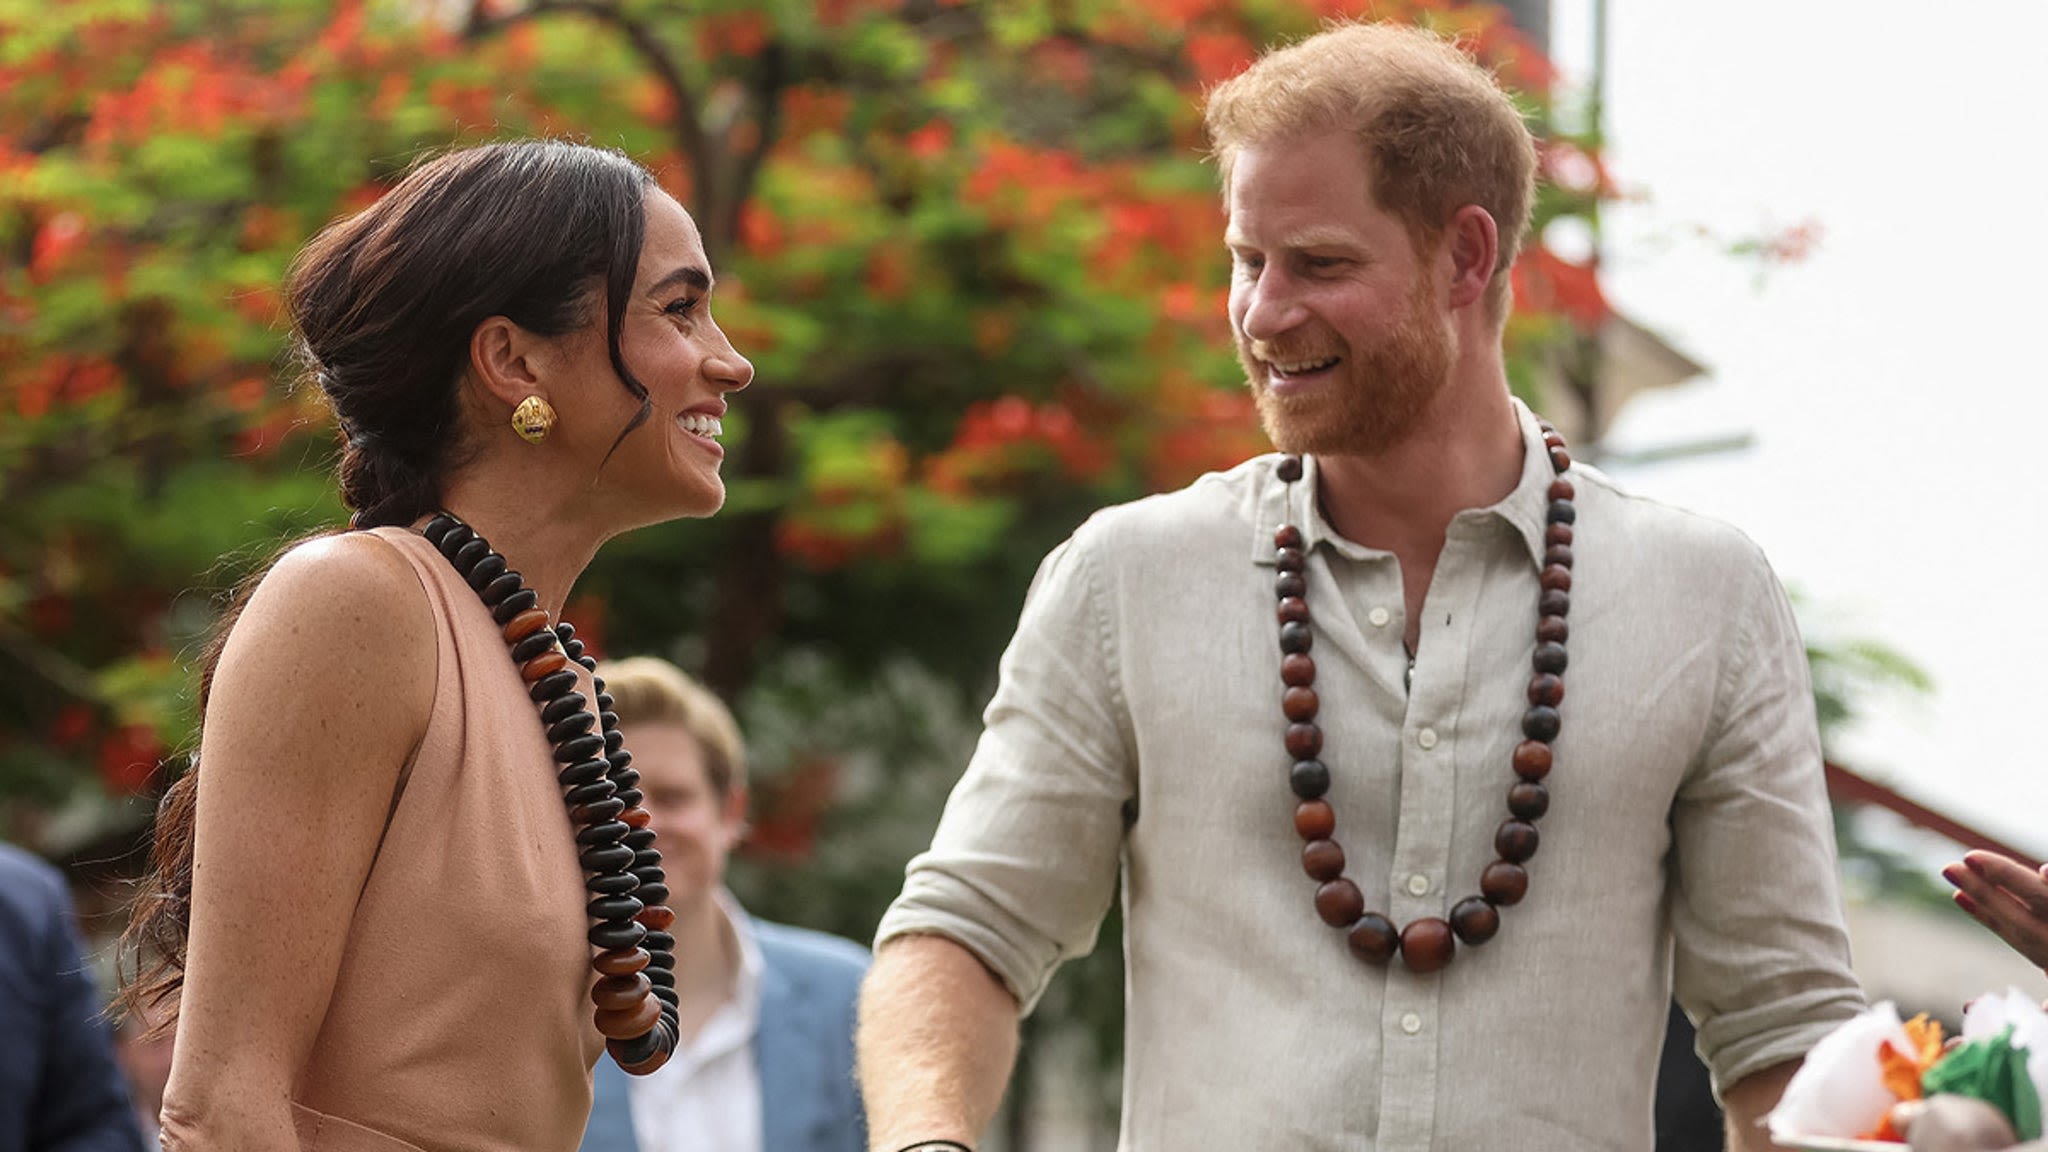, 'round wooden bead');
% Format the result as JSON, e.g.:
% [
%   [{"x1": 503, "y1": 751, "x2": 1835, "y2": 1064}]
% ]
[
  {"x1": 642, "y1": 930, "x2": 676, "y2": 954},
  {"x1": 591, "y1": 972, "x2": 652, "y2": 1012},
  {"x1": 593, "y1": 947, "x2": 650, "y2": 976},
  {"x1": 1536, "y1": 615, "x2": 1569, "y2": 644},
  {"x1": 554, "y1": 732, "x2": 606, "y2": 763},
  {"x1": 607, "y1": 1031, "x2": 667, "y2": 1073},
  {"x1": 503, "y1": 607, "x2": 552, "y2": 642},
  {"x1": 558, "y1": 758, "x2": 609, "y2": 787},
  {"x1": 1507, "y1": 781, "x2": 1550, "y2": 820},
  {"x1": 1294, "y1": 800, "x2": 1335, "y2": 840},
  {"x1": 1281, "y1": 654, "x2": 1316, "y2": 687},
  {"x1": 1400, "y1": 918, "x2": 1456, "y2": 974},
  {"x1": 422, "y1": 514, "x2": 462, "y2": 545},
  {"x1": 1546, "y1": 522, "x2": 1574, "y2": 547},
  {"x1": 522, "y1": 650, "x2": 570, "y2": 683},
  {"x1": 1289, "y1": 760, "x2": 1330, "y2": 800},
  {"x1": 580, "y1": 843, "x2": 636, "y2": 874},
  {"x1": 1496, "y1": 819, "x2": 1540, "y2": 862},
  {"x1": 594, "y1": 995, "x2": 663, "y2": 1040},
  {"x1": 1539, "y1": 565, "x2": 1572, "y2": 592},
  {"x1": 1532, "y1": 642, "x2": 1568, "y2": 675},
  {"x1": 547, "y1": 711, "x2": 598, "y2": 742},
  {"x1": 1277, "y1": 572, "x2": 1307, "y2": 600},
  {"x1": 1449, "y1": 897, "x2": 1500, "y2": 945},
  {"x1": 453, "y1": 538, "x2": 492, "y2": 574},
  {"x1": 1347, "y1": 914, "x2": 1401, "y2": 964},
  {"x1": 1522, "y1": 706, "x2": 1561, "y2": 742},
  {"x1": 480, "y1": 571, "x2": 524, "y2": 606},
  {"x1": 1481, "y1": 861, "x2": 1529, "y2": 906},
  {"x1": 1277, "y1": 597, "x2": 1310, "y2": 625},
  {"x1": 1276, "y1": 547, "x2": 1305, "y2": 572},
  {"x1": 1301, "y1": 839, "x2": 1346, "y2": 881},
  {"x1": 1278, "y1": 622, "x2": 1313, "y2": 654},
  {"x1": 621, "y1": 807, "x2": 652, "y2": 829},
  {"x1": 564, "y1": 778, "x2": 617, "y2": 806},
  {"x1": 634, "y1": 882, "x2": 670, "y2": 906},
  {"x1": 1511, "y1": 740, "x2": 1552, "y2": 781},
  {"x1": 1547, "y1": 500, "x2": 1576, "y2": 525},
  {"x1": 541, "y1": 692, "x2": 590, "y2": 725},
  {"x1": 1277, "y1": 456, "x2": 1303, "y2": 482},
  {"x1": 1549, "y1": 448, "x2": 1572, "y2": 472},
  {"x1": 575, "y1": 822, "x2": 630, "y2": 850},
  {"x1": 466, "y1": 553, "x2": 508, "y2": 590},
  {"x1": 433, "y1": 523, "x2": 475, "y2": 559},
  {"x1": 1314, "y1": 879, "x2": 1366, "y2": 927},
  {"x1": 492, "y1": 588, "x2": 539, "y2": 624},
  {"x1": 1544, "y1": 544, "x2": 1573, "y2": 569},
  {"x1": 1538, "y1": 589, "x2": 1570, "y2": 618},
  {"x1": 1282, "y1": 687, "x2": 1319, "y2": 722},
  {"x1": 636, "y1": 904, "x2": 676, "y2": 931},
  {"x1": 586, "y1": 871, "x2": 639, "y2": 895},
  {"x1": 531, "y1": 671, "x2": 580, "y2": 706},
  {"x1": 570, "y1": 798, "x2": 628, "y2": 825},
  {"x1": 1527, "y1": 674, "x2": 1564, "y2": 707},
  {"x1": 516, "y1": 623, "x2": 565, "y2": 660},
  {"x1": 1285, "y1": 723, "x2": 1323, "y2": 759},
  {"x1": 588, "y1": 917, "x2": 647, "y2": 950},
  {"x1": 1275, "y1": 525, "x2": 1303, "y2": 549},
  {"x1": 1548, "y1": 478, "x2": 1575, "y2": 502}
]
